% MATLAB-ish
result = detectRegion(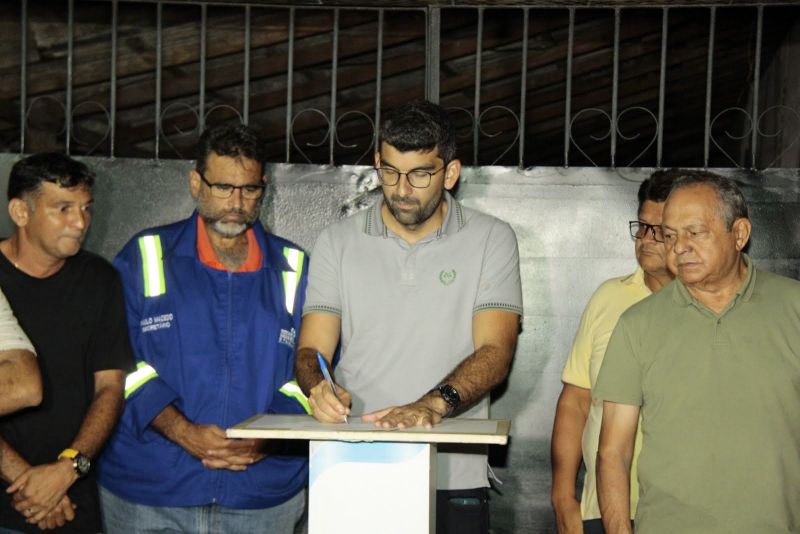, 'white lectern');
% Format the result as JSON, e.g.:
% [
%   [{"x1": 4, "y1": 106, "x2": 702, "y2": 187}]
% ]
[{"x1": 228, "y1": 415, "x2": 510, "y2": 534}]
